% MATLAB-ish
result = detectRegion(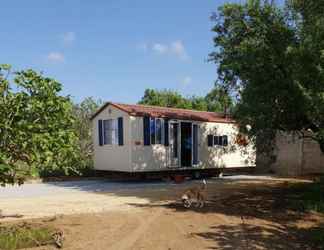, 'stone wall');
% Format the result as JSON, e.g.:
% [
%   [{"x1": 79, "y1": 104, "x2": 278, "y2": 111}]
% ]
[{"x1": 257, "y1": 133, "x2": 324, "y2": 176}]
